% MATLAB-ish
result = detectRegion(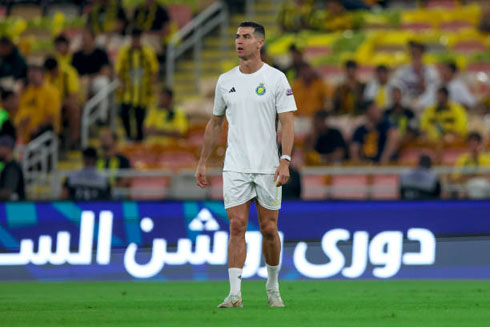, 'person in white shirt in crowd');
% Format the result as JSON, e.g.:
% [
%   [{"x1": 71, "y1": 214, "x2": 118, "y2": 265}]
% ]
[
  {"x1": 393, "y1": 41, "x2": 439, "y2": 113},
  {"x1": 439, "y1": 62, "x2": 476, "y2": 109},
  {"x1": 195, "y1": 22, "x2": 296, "y2": 309}
]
